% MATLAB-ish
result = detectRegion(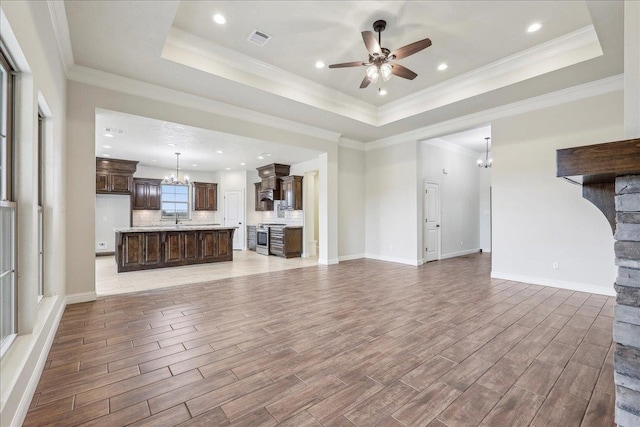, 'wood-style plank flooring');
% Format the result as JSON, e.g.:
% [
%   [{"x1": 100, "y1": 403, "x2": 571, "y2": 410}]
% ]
[{"x1": 25, "y1": 254, "x2": 615, "y2": 426}]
